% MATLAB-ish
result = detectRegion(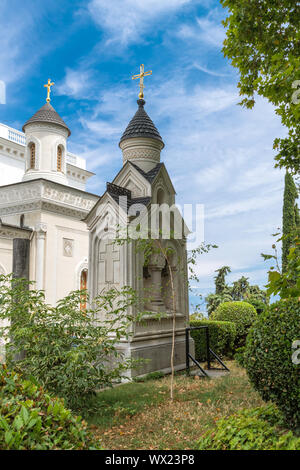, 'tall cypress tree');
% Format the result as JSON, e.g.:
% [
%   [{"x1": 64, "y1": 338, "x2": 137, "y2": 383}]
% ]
[{"x1": 282, "y1": 171, "x2": 298, "y2": 272}]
